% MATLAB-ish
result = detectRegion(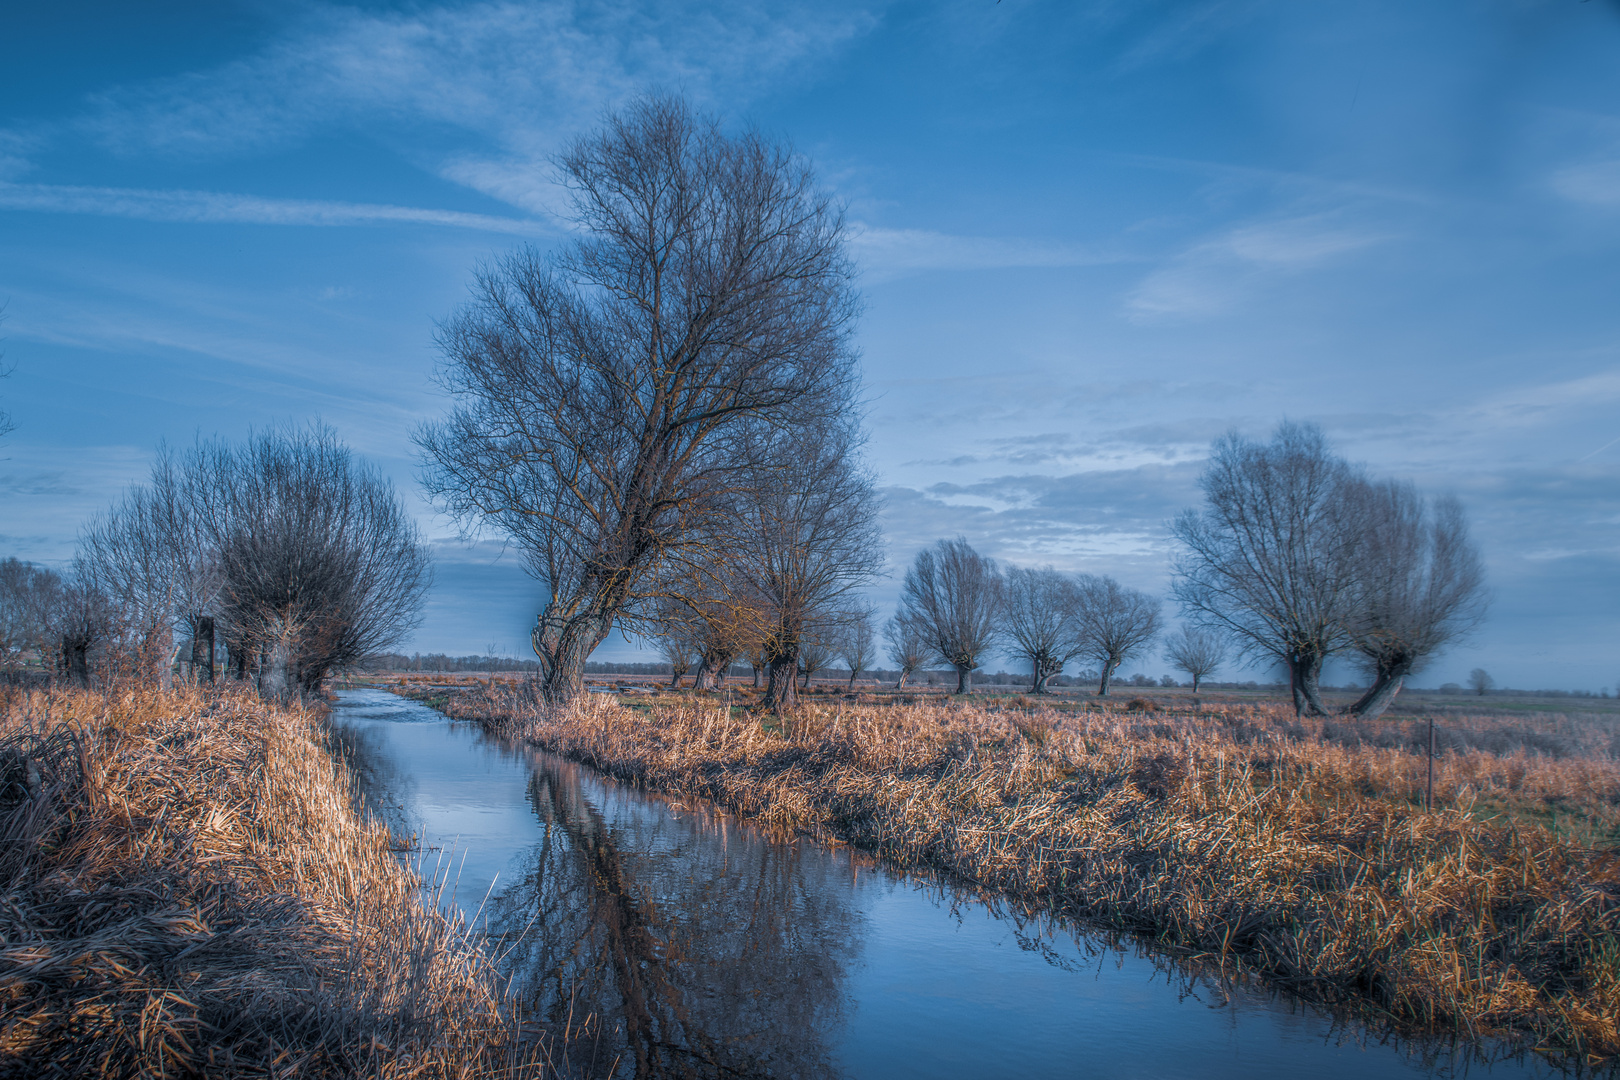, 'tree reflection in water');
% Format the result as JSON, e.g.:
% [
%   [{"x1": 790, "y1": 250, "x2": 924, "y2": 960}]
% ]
[{"x1": 485, "y1": 753, "x2": 858, "y2": 1079}]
